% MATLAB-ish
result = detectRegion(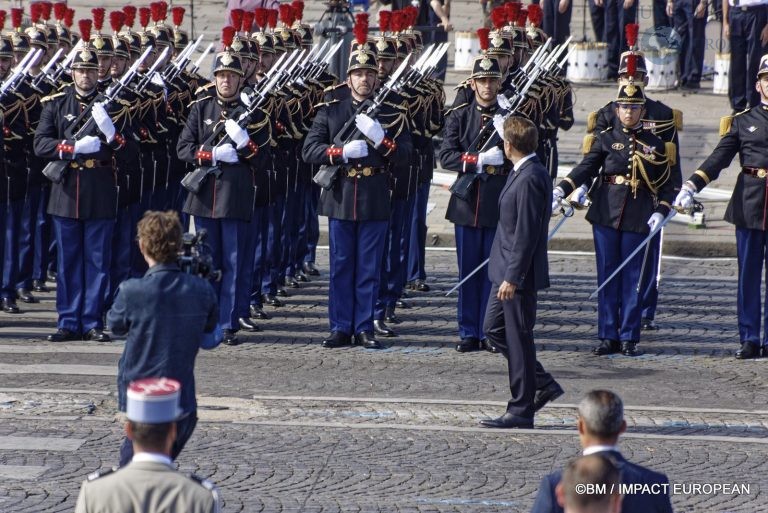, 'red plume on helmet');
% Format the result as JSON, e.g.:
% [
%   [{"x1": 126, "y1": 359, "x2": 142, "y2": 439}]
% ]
[
  {"x1": 505, "y1": 2, "x2": 520, "y2": 25},
  {"x1": 11, "y1": 8, "x2": 22, "y2": 30},
  {"x1": 528, "y1": 4, "x2": 542, "y2": 27},
  {"x1": 517, "y1": 10, "x2": 527, "y2": 28},
  {"x1": 139, "y1": 7, "x2": 151, "y2": 28},
  {"x1": 39, "y1": 2, "x2": 53, "y2": 22},
  {"x1": 379, "y1": 11, "x2": 391, "y2": 33},
  {"x1": 406, "y1": 6, "x2": 419, "y2": 27},
  {"x1": 110, "y1": 11, "x2": 125, "y2": 33},
  {"x1": 625, "y1": 23, "x2": 639, "y2": 49},
  {"x1": 221, "y1": 26, "x2": 236, "y2": 49},
  {"x1": 254, "y1": 8, "x2": 268, "y2": 30},
  {"x1": 64, "y1": 8, "x2": 74, "y2": 28},
  {"x1": 267, "y1": 9, "x2": 278, "y2": 29},
  {"x1": 172, "y1": 6, "x2": 185, "y2": 27},
  {"x1": 122, "y1": 6, "x2": 136, "y2": 28},
  {"x1": 626, "y1": 53, "x2": 637, "y2": 78},
  {"x1": 291, "y1": 1, "x2": 305, "y2": 22},
  {"x1": 477, "y1": 27, "x2": 490, "y2": 52},
  {"x1": 491, "y1": 7, "x2": 506, "y2": 30},
  {"x1": 279, "y1": 4, "x2": 294, "y2": 26},
  {"x1": 391, "y1": 10, "x2": 403, "y2": 33},
  {"x1": 54, "y1": 2, "x2": 66, "y2": 22},
  {"x1": 30, "y1": 3, "x2": 42, "y2": 25},
  {"x1": 0, "y1": 11, "x2": 6, "y2": 31},
  {"x1": 230, "y1": 8, "x2": 244, "y2": 32},
  {"x1": 353, "y1": 19, "x2": 368, "y2": 46},
  {"x1": 150, "y1": 2, "x2": 163, "y2": 23},
  {"x1": 158, "y1": 1, "x2": 169, "y2": 21},
  {"x1": 91, "y1": 8, "x2": 105, "y2": 32},
  {"x1": 79, "y1": 19, "x2": 92, "y2": 42},
  {"x1": 242, "y1": 11, "x2": 254, "y2": 33}
]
